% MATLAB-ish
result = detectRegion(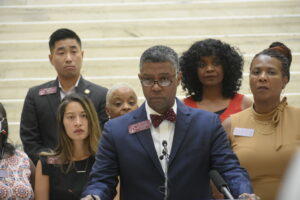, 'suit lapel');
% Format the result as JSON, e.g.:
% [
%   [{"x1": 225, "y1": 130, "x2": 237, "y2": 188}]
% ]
[
  {"x1": 46, "y1": 79, "x2": 61, "y2": 119},
  {"x1": 75, "y1": 76, "x2": 89, "y2": 96},
  {"x1": 169, "y1": 99, "x2": 191, "y2": 166},
  {"x1": 134, "y1": 104, "x2": 165, "y2": 177}
]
